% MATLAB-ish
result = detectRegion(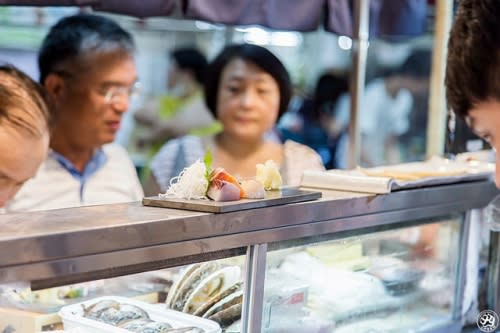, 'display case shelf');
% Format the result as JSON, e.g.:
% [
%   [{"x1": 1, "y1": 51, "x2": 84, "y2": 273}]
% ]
[{"x1": 0, "y1": 180, "x2": 497, "y2": 333}]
